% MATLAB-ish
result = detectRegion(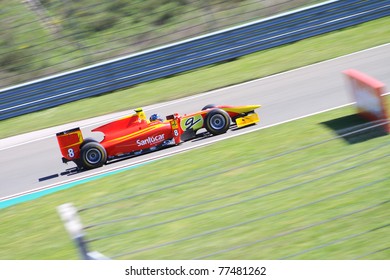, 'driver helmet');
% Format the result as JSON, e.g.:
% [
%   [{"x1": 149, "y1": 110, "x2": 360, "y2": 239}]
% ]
[{"x1": 150, "y1": 113, "x2": 163, "y2": 122}]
